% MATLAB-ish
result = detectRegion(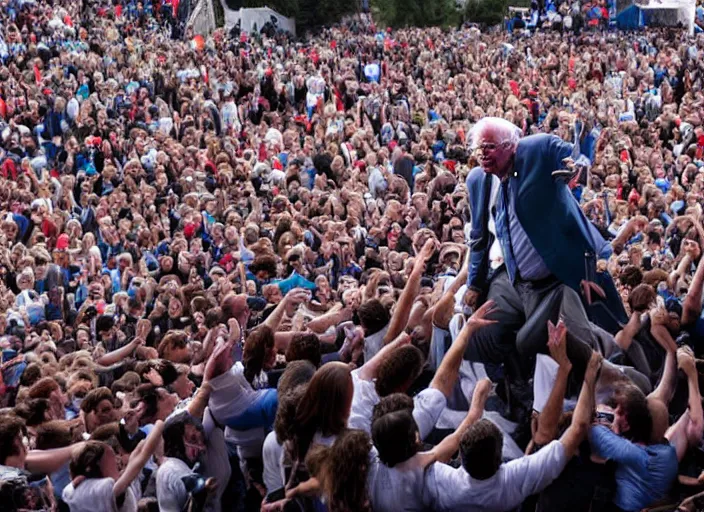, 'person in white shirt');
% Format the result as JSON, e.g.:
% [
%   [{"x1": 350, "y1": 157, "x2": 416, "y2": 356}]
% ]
[
  {"x1": 349, "y1": 300, "x2": 498, "y2": 440},
  {"x1": 156, "y1": 398, "x2": 220, "y2": 512},
  {"x1": 261, "y1": 360, "x2": 316, "y2": 497},
  {"x1": 366, "y1": 378, "x2": 491, "y2": 512},
  {"x1": 62, "y1": 420, "x2": 164, "y2": 512},
  {"x1": 422, "y1": 351, "x2": 601, "y2": 512}
]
